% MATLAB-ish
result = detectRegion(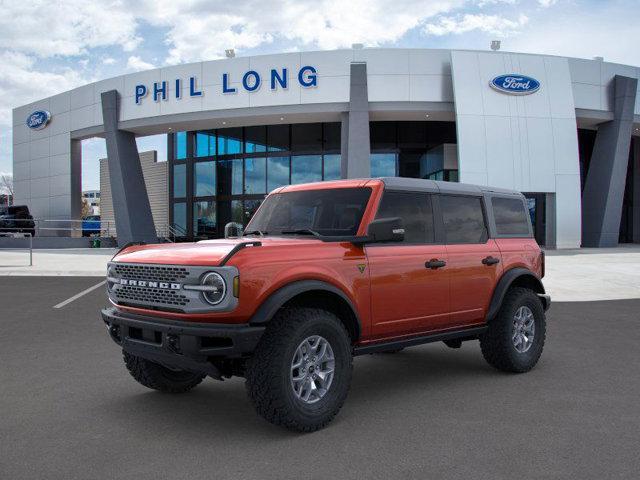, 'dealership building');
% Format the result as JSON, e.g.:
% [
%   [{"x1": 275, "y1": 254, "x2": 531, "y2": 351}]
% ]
[{"x1": 11, "y1": 48, "x2": 640, "y2": 248}]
